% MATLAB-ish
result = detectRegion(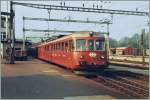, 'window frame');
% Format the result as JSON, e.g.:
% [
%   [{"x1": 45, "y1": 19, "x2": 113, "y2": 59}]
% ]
[
  {"x1": 76, "y1": 39, "x2": 87, "y2": 51},
  {"x1": 95, "y1": 40, "x2": 105, "y2": 51}
]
